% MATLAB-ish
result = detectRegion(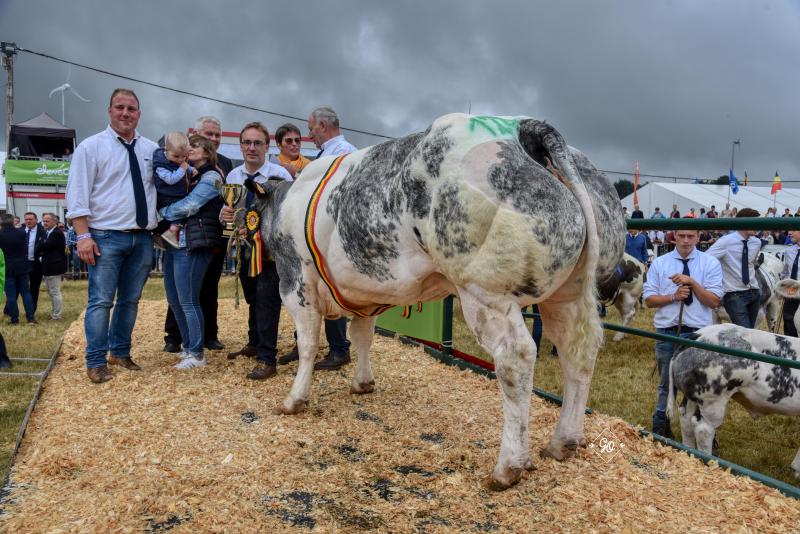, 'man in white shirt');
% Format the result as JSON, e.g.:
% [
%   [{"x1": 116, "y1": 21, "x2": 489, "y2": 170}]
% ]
[
  {"x1": 222, "y1": 122, "x2": 292, "y2": 380},
  {"x1": 643, "y1": 229, "x2": 723, "y2": 438},
  {"x1": 705, "y1": 208, "x2": 762, "y2": 328},
  {"x1": 294, "y1": 106, "x2": 356, "y2": 371},
  {"x1": 781, "y1": 230, "x2": 800, "y2": 337},
  {"x1": 66, "y1": 89, "x2": 158, "y2": 383},
  {"x1": 23, "y1": 212, "x2": 44, "y2": 315}
]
